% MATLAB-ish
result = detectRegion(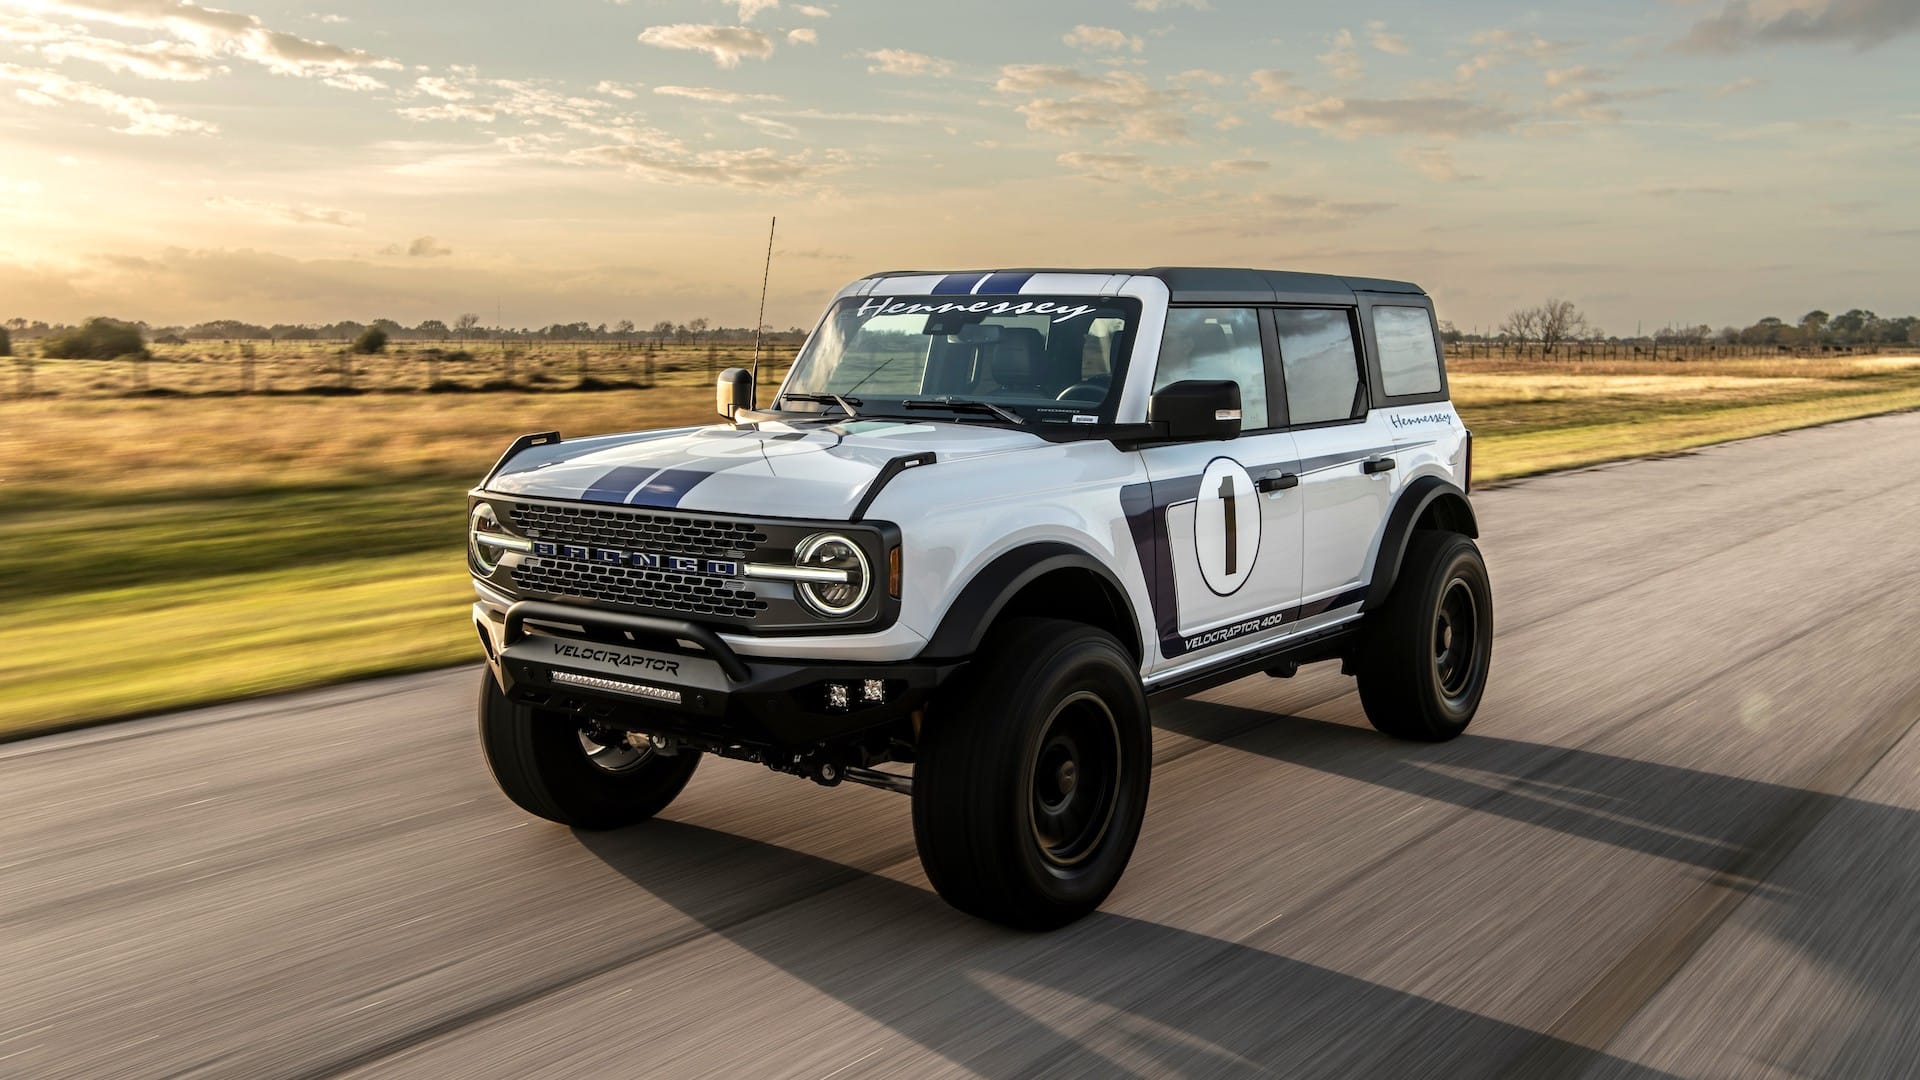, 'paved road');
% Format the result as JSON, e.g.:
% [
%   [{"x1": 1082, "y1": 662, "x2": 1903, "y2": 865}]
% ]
[{"x1": 6, "y1": 413, "x2": 1920, "y2": 1079}]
